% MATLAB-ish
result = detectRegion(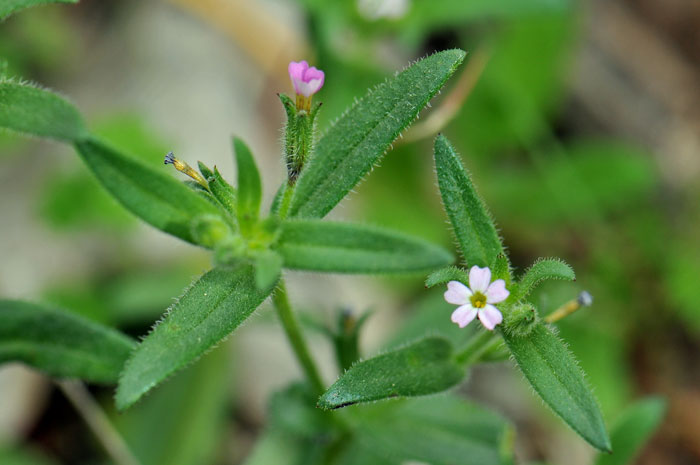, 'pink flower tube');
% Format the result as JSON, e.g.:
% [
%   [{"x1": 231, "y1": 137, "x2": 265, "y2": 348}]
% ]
[{"x1": 288, "y1": 60, "x2": 324, "y2": 111}]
